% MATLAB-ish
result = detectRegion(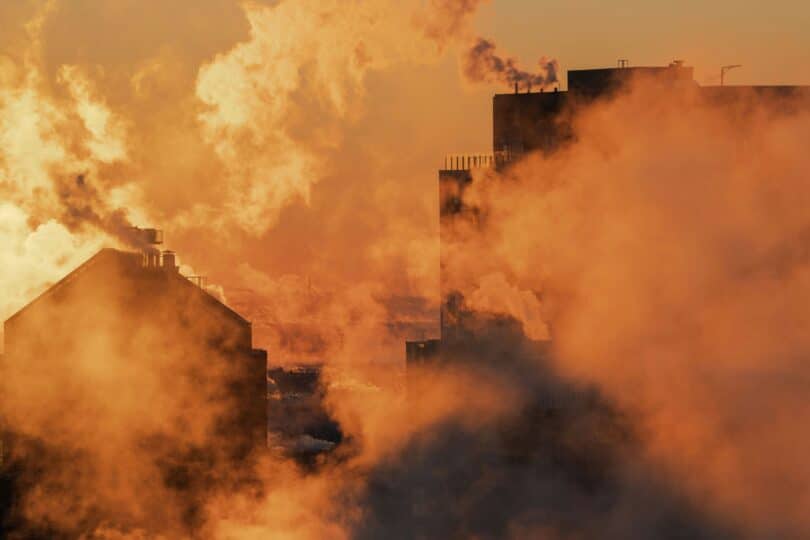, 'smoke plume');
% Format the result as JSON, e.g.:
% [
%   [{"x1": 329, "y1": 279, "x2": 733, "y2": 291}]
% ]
[
  {"x1": 417, "y1": 0, "x2": 488, "y2": 48},
  {"x1": 463, "y1": 37, "x2": 559, "y2": 91},
  {"x1": 2, "y1": 2, "x2": 809, "y2": 540},
  {"x1": 0, "y1": 0, "x2": 497, "y2": 356},
  {"x1": 442, "y1": 75, "x2": 810, "y2": 537}
]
